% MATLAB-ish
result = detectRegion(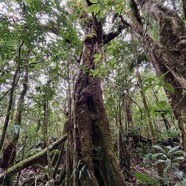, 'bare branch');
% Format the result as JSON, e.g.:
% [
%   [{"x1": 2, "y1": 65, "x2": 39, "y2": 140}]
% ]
[{"x1": 103, "y1": 23, "x2": 129, "y2": 44}]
